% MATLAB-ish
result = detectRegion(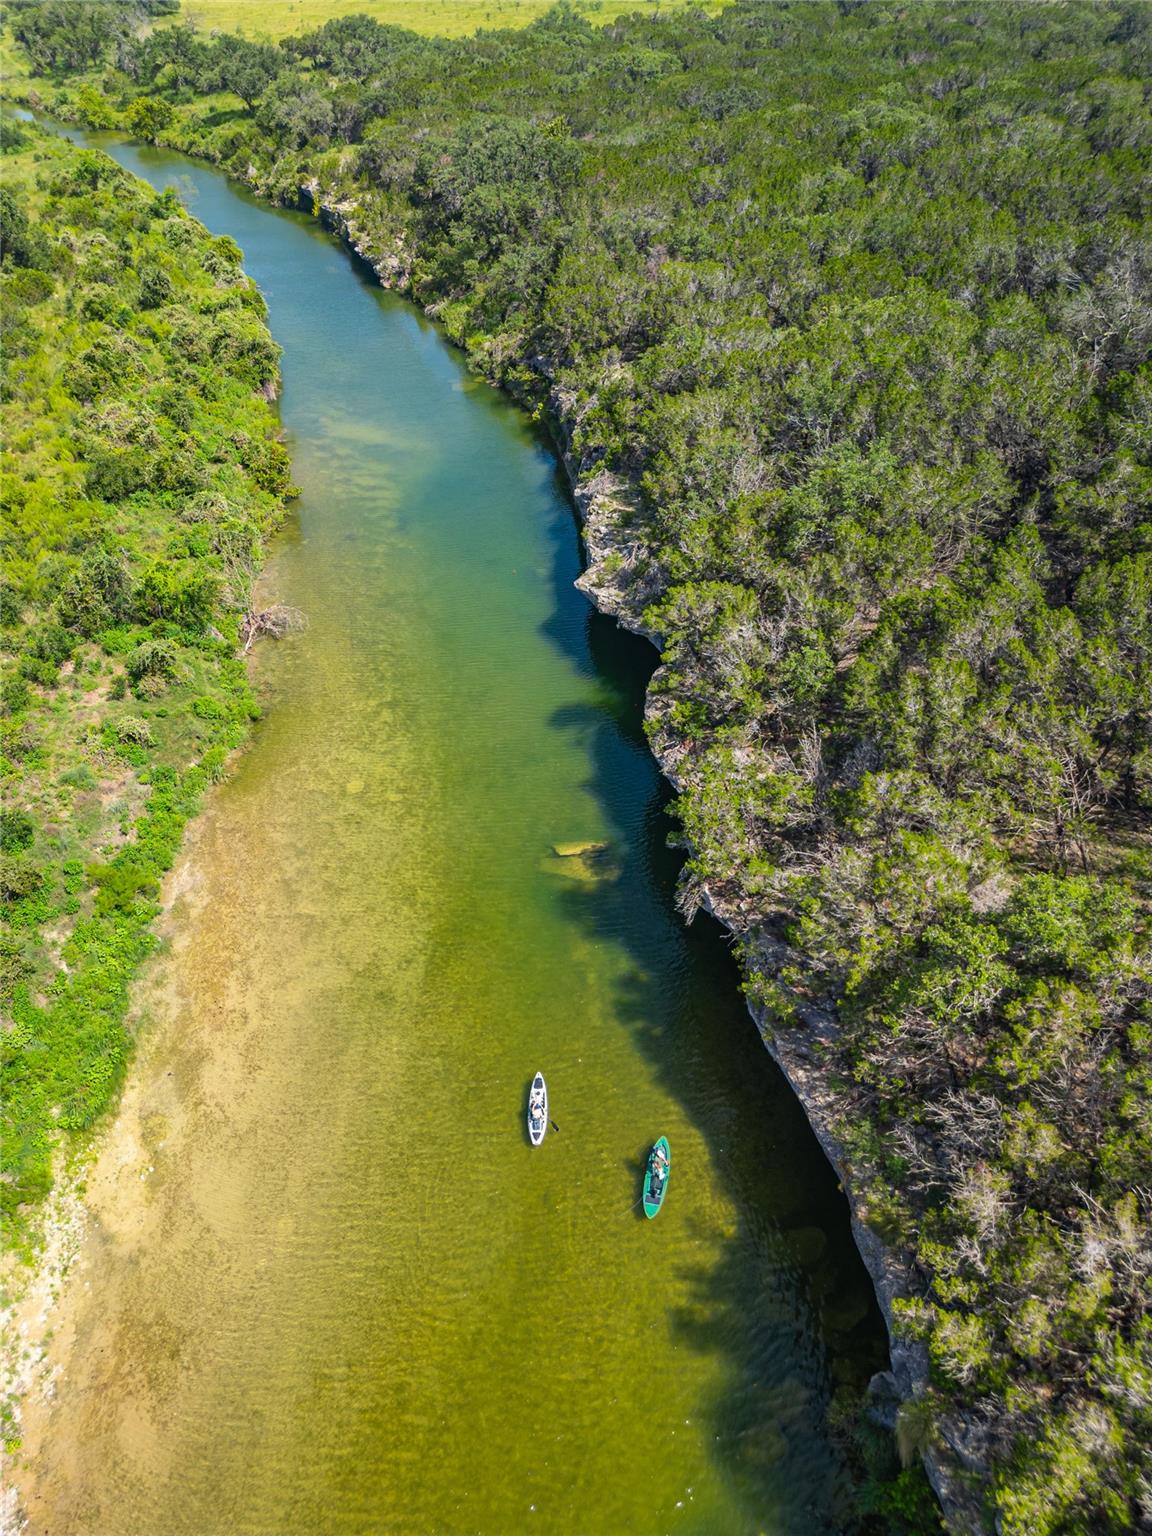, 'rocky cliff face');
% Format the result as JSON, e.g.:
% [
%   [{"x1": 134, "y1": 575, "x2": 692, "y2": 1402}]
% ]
[{"x1": 573, "y1": 460, "x2": 991, "y2": 1536}]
